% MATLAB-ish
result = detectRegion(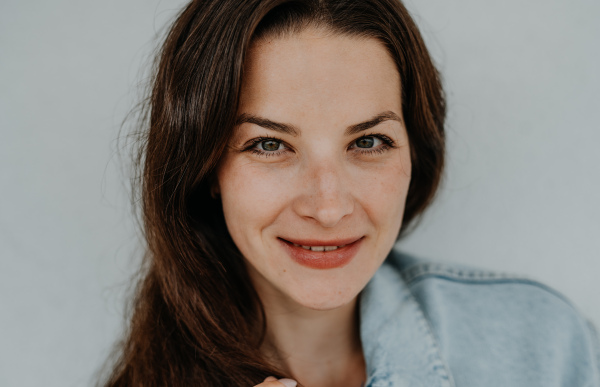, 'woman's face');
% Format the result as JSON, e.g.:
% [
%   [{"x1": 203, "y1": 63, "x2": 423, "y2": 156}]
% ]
[{"x1": 216, "y1": 28, "x2": 411, "y2": 311}]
